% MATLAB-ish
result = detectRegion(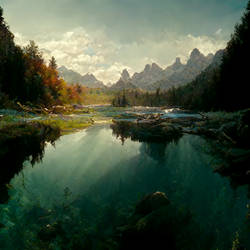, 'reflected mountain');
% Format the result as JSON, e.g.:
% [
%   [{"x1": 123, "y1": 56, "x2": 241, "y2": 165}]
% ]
[{"x1": 139, "y1": 142, "x2": 168, "y2": 162}]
